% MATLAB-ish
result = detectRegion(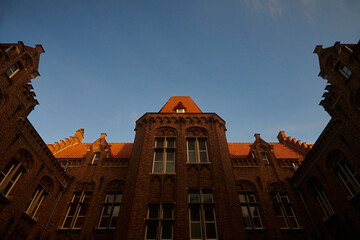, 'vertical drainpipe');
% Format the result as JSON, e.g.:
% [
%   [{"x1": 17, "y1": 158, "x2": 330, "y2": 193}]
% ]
[{"x1": 296, "y1": 186, "x2": 322, "y2": 240}]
